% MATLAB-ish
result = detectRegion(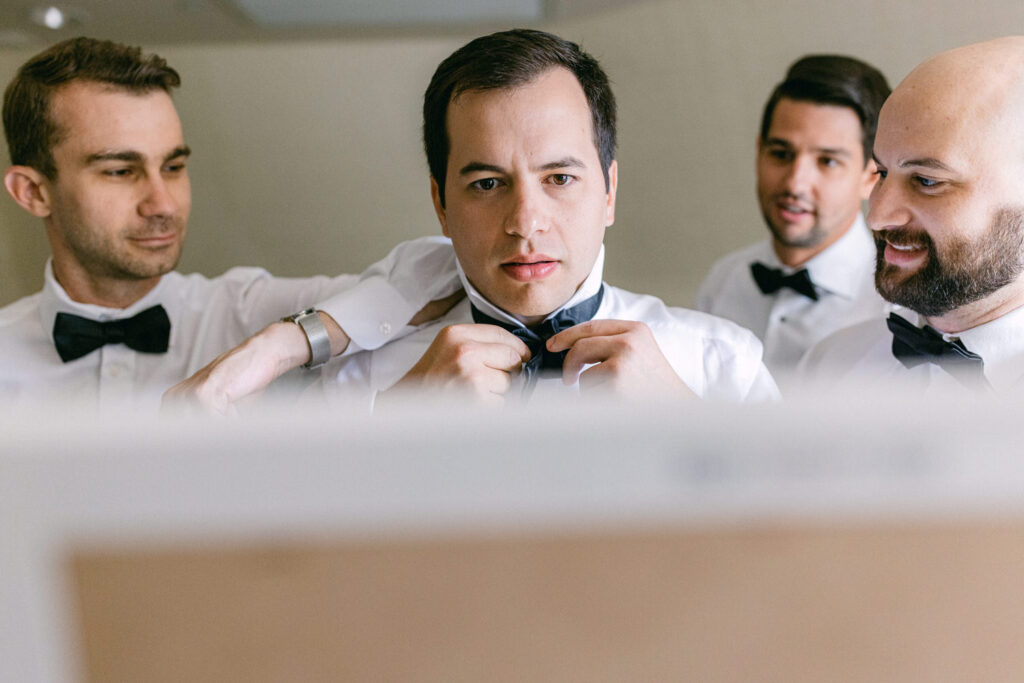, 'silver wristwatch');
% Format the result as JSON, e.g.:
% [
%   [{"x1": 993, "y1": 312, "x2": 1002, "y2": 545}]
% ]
[{"x1": 281, "y1": 308, "x2": 330, "y2": 369}]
